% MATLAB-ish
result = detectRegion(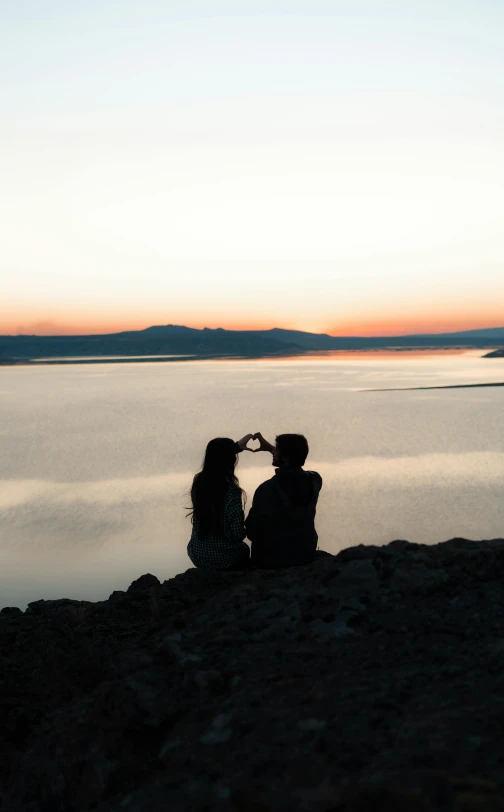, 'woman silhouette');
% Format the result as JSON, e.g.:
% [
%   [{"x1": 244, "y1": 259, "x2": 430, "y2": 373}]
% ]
[{"x1": 187, "y1": 435, "x2": 253, "y2": 570}]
